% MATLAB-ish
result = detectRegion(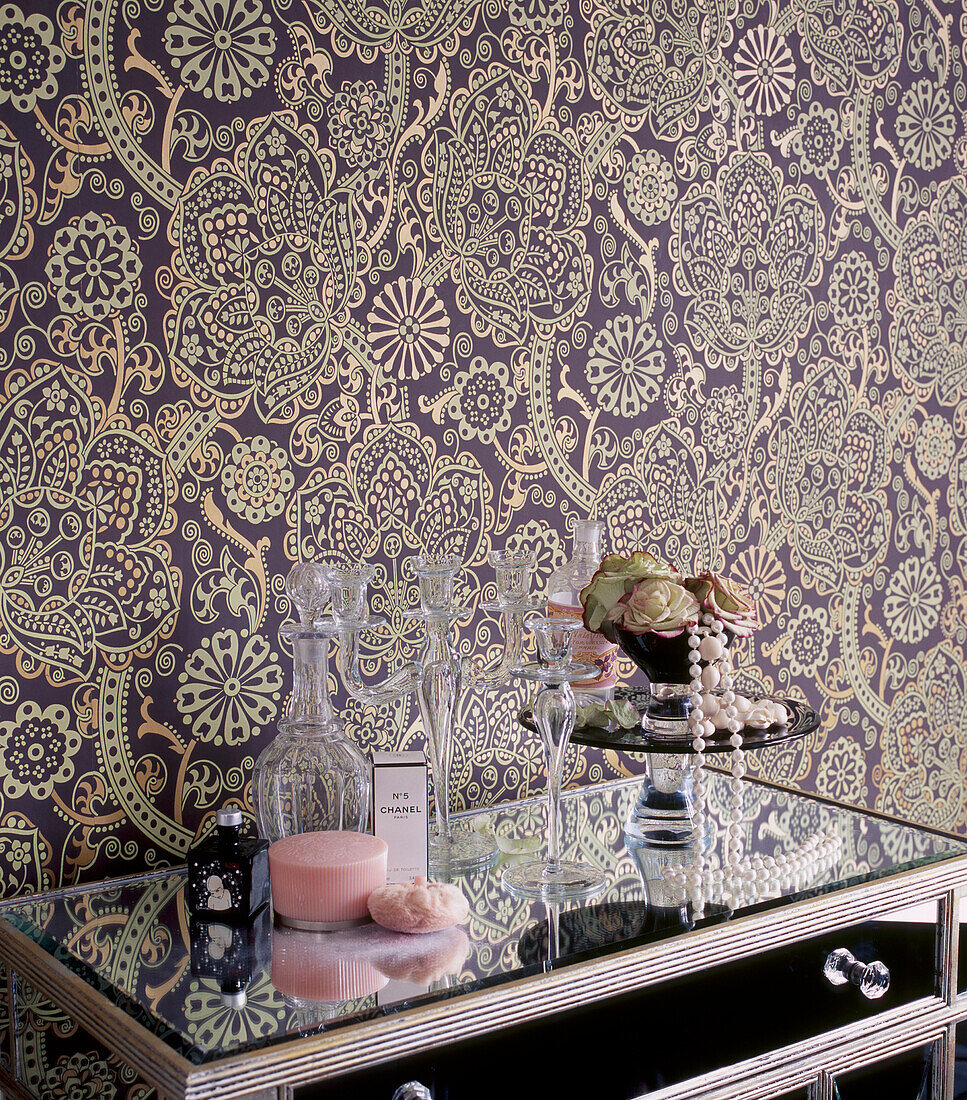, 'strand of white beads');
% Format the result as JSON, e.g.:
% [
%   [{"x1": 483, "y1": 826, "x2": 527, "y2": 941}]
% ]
[
  {"x1": 685, "y1": 619, "x2": 709, "y2": 917},
  {"x1": 663, "y1": 613, "x2": 842, "y2": 915},
  {"x1": 738, "y1": 830, "x2": 843, "y2": 901},
  {"x1": 708, "y1": 614, "x2": 745, "y2": 907},
  {"x1": 662, "y1": 828, "x2": 841, "y2": 905}
]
